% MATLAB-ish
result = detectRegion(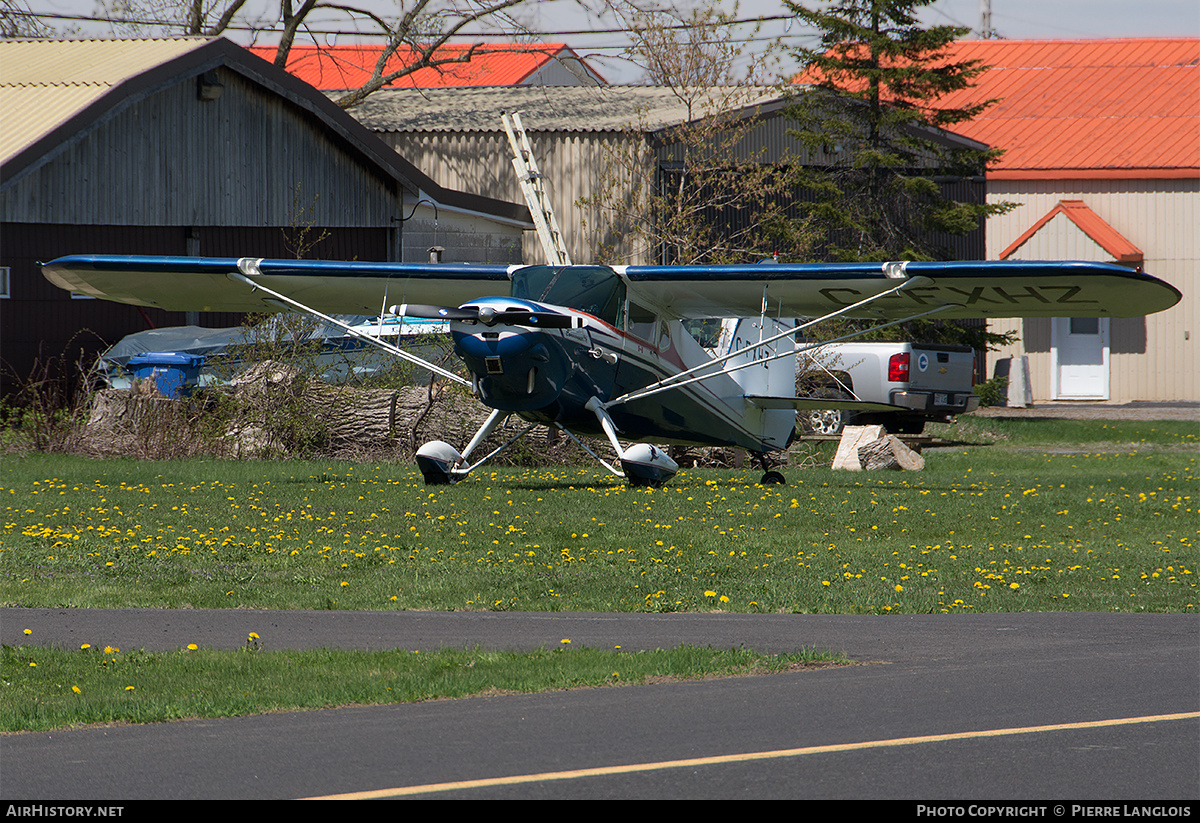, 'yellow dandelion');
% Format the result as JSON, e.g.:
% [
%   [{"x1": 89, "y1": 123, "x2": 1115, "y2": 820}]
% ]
[
  {"x1": 704, "y1": 590, "x2": 716, "y2": 597},
  {"x1": 560, "y1": 638, "x2": 571, "y2": 644},
  {"x1": 72, "y1": 685, "x2": 81, "y2": 694},
  {"x1": 187, "y1": 644, "x2": 198, "y2": 651},
  {"x1": 23, "y1": 628, "x2": 31, "y2": 635}
]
